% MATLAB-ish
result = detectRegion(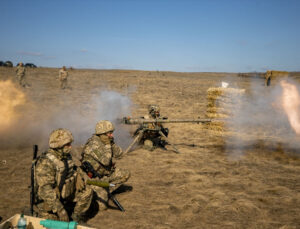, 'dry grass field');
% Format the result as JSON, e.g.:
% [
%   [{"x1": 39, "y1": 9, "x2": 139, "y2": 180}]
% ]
[{"x1": 0, "y1": 67, "x2": 299, "y2": 228}]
